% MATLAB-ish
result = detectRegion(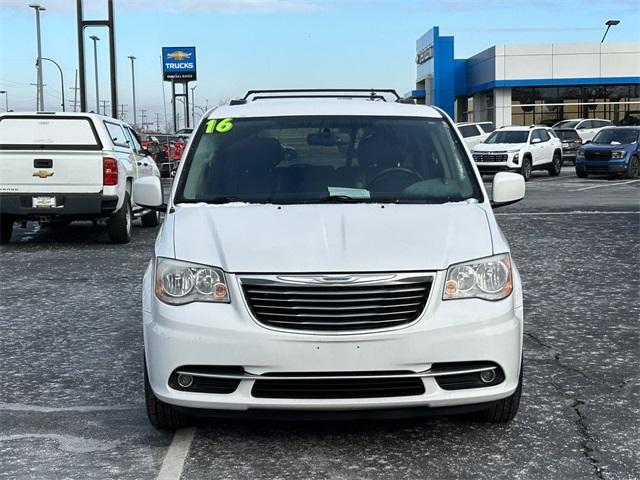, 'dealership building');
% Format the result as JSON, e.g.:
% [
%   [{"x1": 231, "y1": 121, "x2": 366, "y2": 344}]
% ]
[{"x1": 413, "y1": 27, "x2": 640, "y2": 127}]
